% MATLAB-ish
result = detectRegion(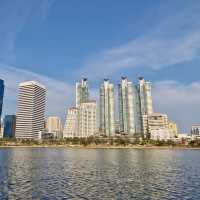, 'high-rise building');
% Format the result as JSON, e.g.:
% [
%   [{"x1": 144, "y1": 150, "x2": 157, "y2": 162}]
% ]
[
  {"x1": 63, "y1": 107, "x2": 79, "y2": 138},
  {"x1": 0, "y1": 79, "x2": 4, "y2": 129},
  {"x1": 138, "y1": 77, "x2": 153, "y2": 115},
  {"x1": 99, "y1": 79, "x2": 115, "y2": 137},
  {"x1": 76, "y1": 78, "x2": 89, "y2": 107},
  {"x1": 118, "y1": 77, "x2": 135, "y2": 136},
  {"x1": 79, "y1": 101, "x2": 97, "y2": 137},
  {"x1": 15, "y1": 81, "x2": 46, "y2": 139},
  {"x1": 132, "y1": 85, "x2": 143, "y2": 135},
  {"x1": 3, "y1": 115, "x2": 16, "y2": 138},
  {"x1": 46, "y1": 116, "x2": 62, "y2": 138}
]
